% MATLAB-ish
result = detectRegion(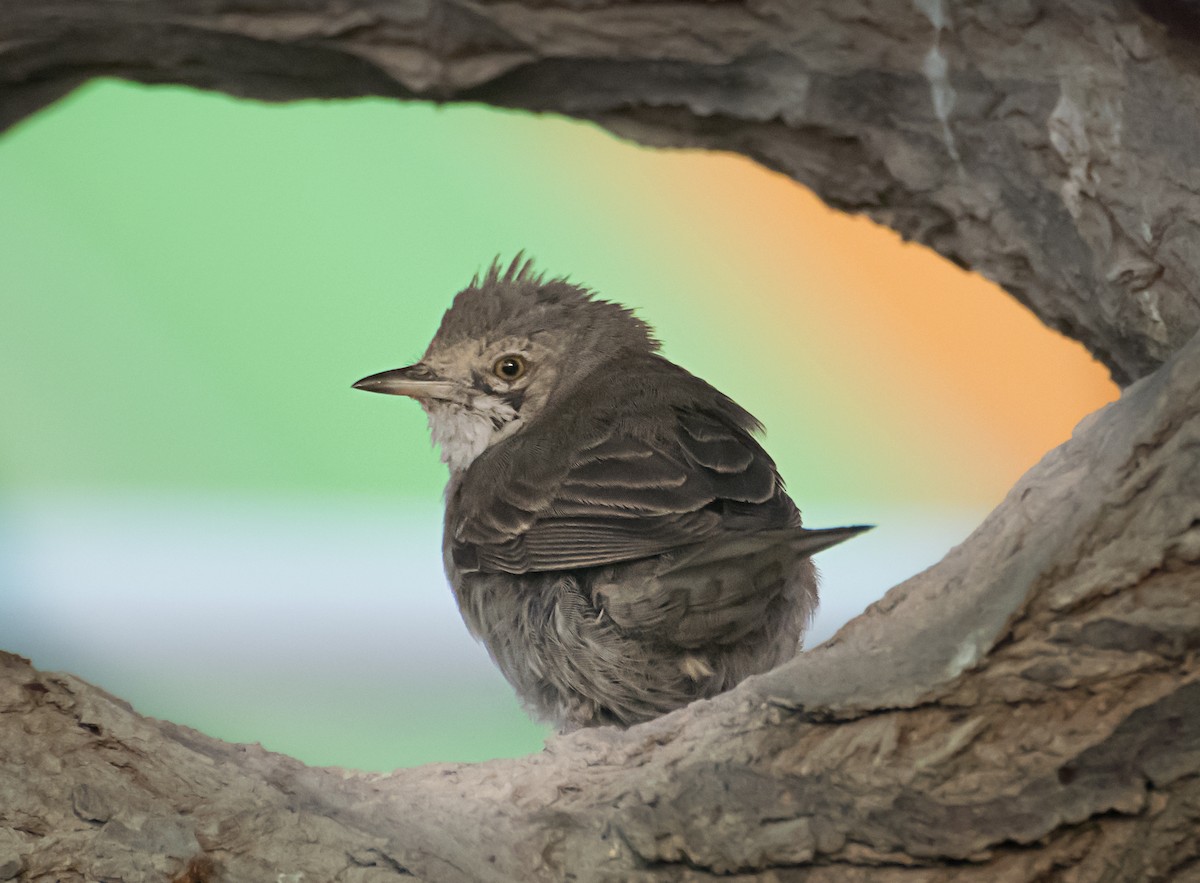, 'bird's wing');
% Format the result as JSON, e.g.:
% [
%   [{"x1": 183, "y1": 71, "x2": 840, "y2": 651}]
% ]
[
  {"x1": 449, "y1": 406, "x2": 795, "y2": 575},
  {"x1": 593, "y1": 524, "x2": 868, "y2": 647}
]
